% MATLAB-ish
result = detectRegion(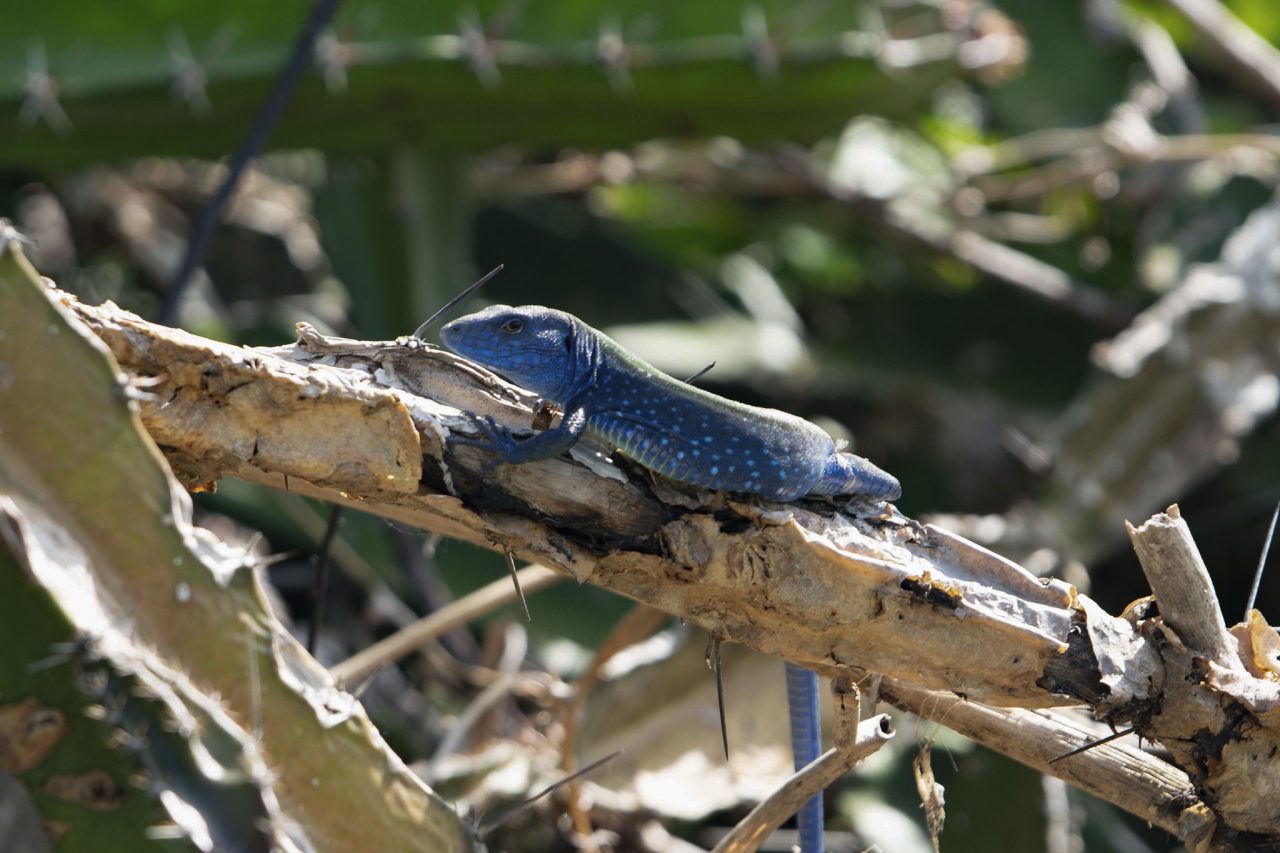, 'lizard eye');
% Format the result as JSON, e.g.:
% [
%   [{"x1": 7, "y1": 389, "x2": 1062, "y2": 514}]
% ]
[{"x1": 501, "y1": 319, "x2": 523, "y2": 334}]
